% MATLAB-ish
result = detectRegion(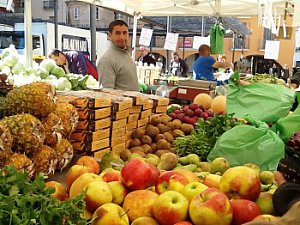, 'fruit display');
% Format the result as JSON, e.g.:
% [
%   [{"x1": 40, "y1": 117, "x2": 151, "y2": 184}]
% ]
[{"x1": 244, "y1": 73, "x2": 286, "y2": 85}]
